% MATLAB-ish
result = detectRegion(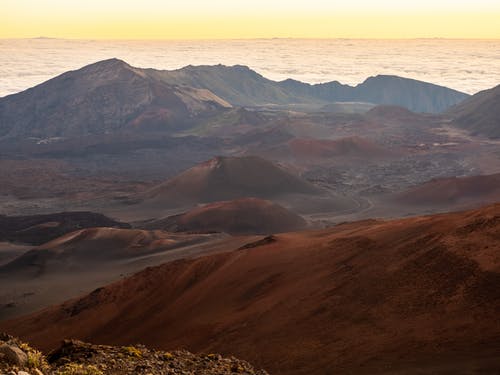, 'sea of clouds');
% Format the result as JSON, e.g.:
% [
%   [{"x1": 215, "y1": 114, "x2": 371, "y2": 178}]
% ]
[{"x1": 1, "y1": 38, "x2": 499, "y2": 98}]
